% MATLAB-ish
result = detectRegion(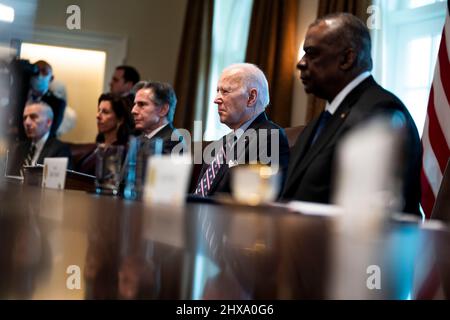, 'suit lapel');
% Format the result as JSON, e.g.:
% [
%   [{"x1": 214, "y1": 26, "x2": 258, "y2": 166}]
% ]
[
  {"x1": 210, "y1": 160, "x2": 229, "y2": 193},
  {"x1": 284, "y1": 77, "x2": 376, "y2": 194},
  {"x1": 151, "y1": 123, "x2": 173, "y2": 142},
  {"x1": 234, "y1": 112, "x2": 269, "y2": 162},
  {"x1": 17, "y1": 141, "x2": 31, "y2": 168},
  {"x1": 284, "y1": 117, "x2": 319, "y2": 182},
  {"x1": 37, "y1": 138, "x2": 53, "y2": 164},
  {"x1": 206, "y1": 112, "x2": 271, "y2": 194},
  {"x1": 296, "y1": 106, "x2": 350, "y2": 174}
]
